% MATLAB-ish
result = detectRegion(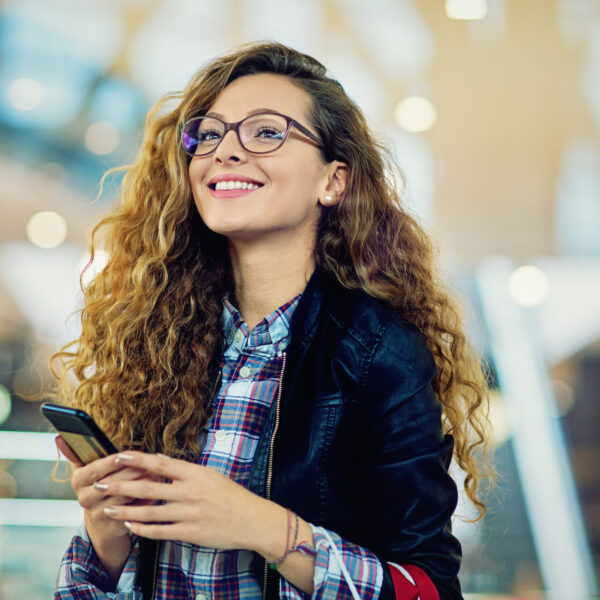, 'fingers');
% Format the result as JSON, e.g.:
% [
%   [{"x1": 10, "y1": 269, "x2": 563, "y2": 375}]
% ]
[
  {"x1": 104, "y1": 503, "x2": 181, "y2": 540},
  {"x1": 112, "y1": 452, "x2": 187, "y2": 481},
  {"x1": 104, "y1": 502, "x2": 171, "y2": 523},
  {"x1": 55, "y1": 436, "x2": 84, "y2": 467},
  {"x1": 102, "y1": 466, "x2": 153, "y2": 483},
  {"x1": 93, "y1": 477, "x2": 176, "y2": 502},
  {"x1": 72, "y1": 454, "x2": 143, "y2": 491},
  {"x1": 122, "y1": 520, "x2": 178, "y2": 540},
  {"x1": 91, "y1": 467, "x2": 163, "y2": 505},
  {"x1": 72, "y1": 451, "x2": 186, "y2": 517}
]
